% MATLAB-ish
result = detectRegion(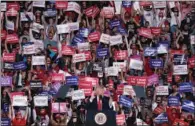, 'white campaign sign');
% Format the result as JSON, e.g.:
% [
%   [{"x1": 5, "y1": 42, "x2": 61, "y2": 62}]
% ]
[
  {"x1": 113, "y1": 62, "x2": 127, "y2": 72},
  {"x1": 173, "y1": 65, "x2": 188, "y2": 75},
  {"x1": 190, "y1": 35, "x2": 195, "y2": 45},
  {"x1": 33, "y1": 22, "x2": 44, "y2": 30},
  {"x1": 114, "y1": 1, "x2": 122, "y2": 14},
  {"x1": 32, "y1": 56, "x2": 45, "y2": 65},
  {"x1": 72, "y1": 53, "x2": 86, "y2": 63},
  {"x1": 33, "y1": 39, "x2": 44, "y2": 52},
  {"x1": 156, "y1": 86, "x2": 169, "y2": 95},
  {"x1": 1, "y1": 2, "x2": 7, "y2": 12},
  {"x1": 157, "y1": 44, "x2": 168, "y2": 54},
  {"x1": 123, "y1": 85, "x2": 136, "y2": 96},
  {"x1": 13, "y1": 96, "x2": 28, "y2": 106},
  {"x1": 34, "y1": 96, "x2": 48, "y2": 106},
  {"x1": 72, "y1": 90, "x2": 85, "y2": 101},
  {"x1": 129, "y1": 59, "x2": 143, "y2": 70},
  {"x1": 100, "y1": 33, "x2": 110, "y2": 44},
  {"x1": 57, "y1": 24, "x2": 70, "y2": 34},
  {"x1": 33, "y1": 1, "x2": 45, "y2": 8},
  {"x1": 77, "y1": 42, "x2": 90, "y2": 51},
  {"x1": 23, "y1": 44, "x2": 35, "y2": 54},
  {"x1": 153, "y1": 1, "x2": 166, "y2": 8},
  {"x1": 110, "y1": 35, "x2": 123, "y2": 46},
  {"x1": 66, "y1": 2, "x2": 81, "y2": 14},
  {"x1": 6, "y1": 20, "x2": 14, "y2": 31},
  {"x1": 107, "y1": 67, "x2": 119, "y2": 76},
  {"x1": 20, "y1": 12, "x2": 33, "y2": 21},
  {"x1": 68, "y1": 22, "x2": 80, "y2": 31}
]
